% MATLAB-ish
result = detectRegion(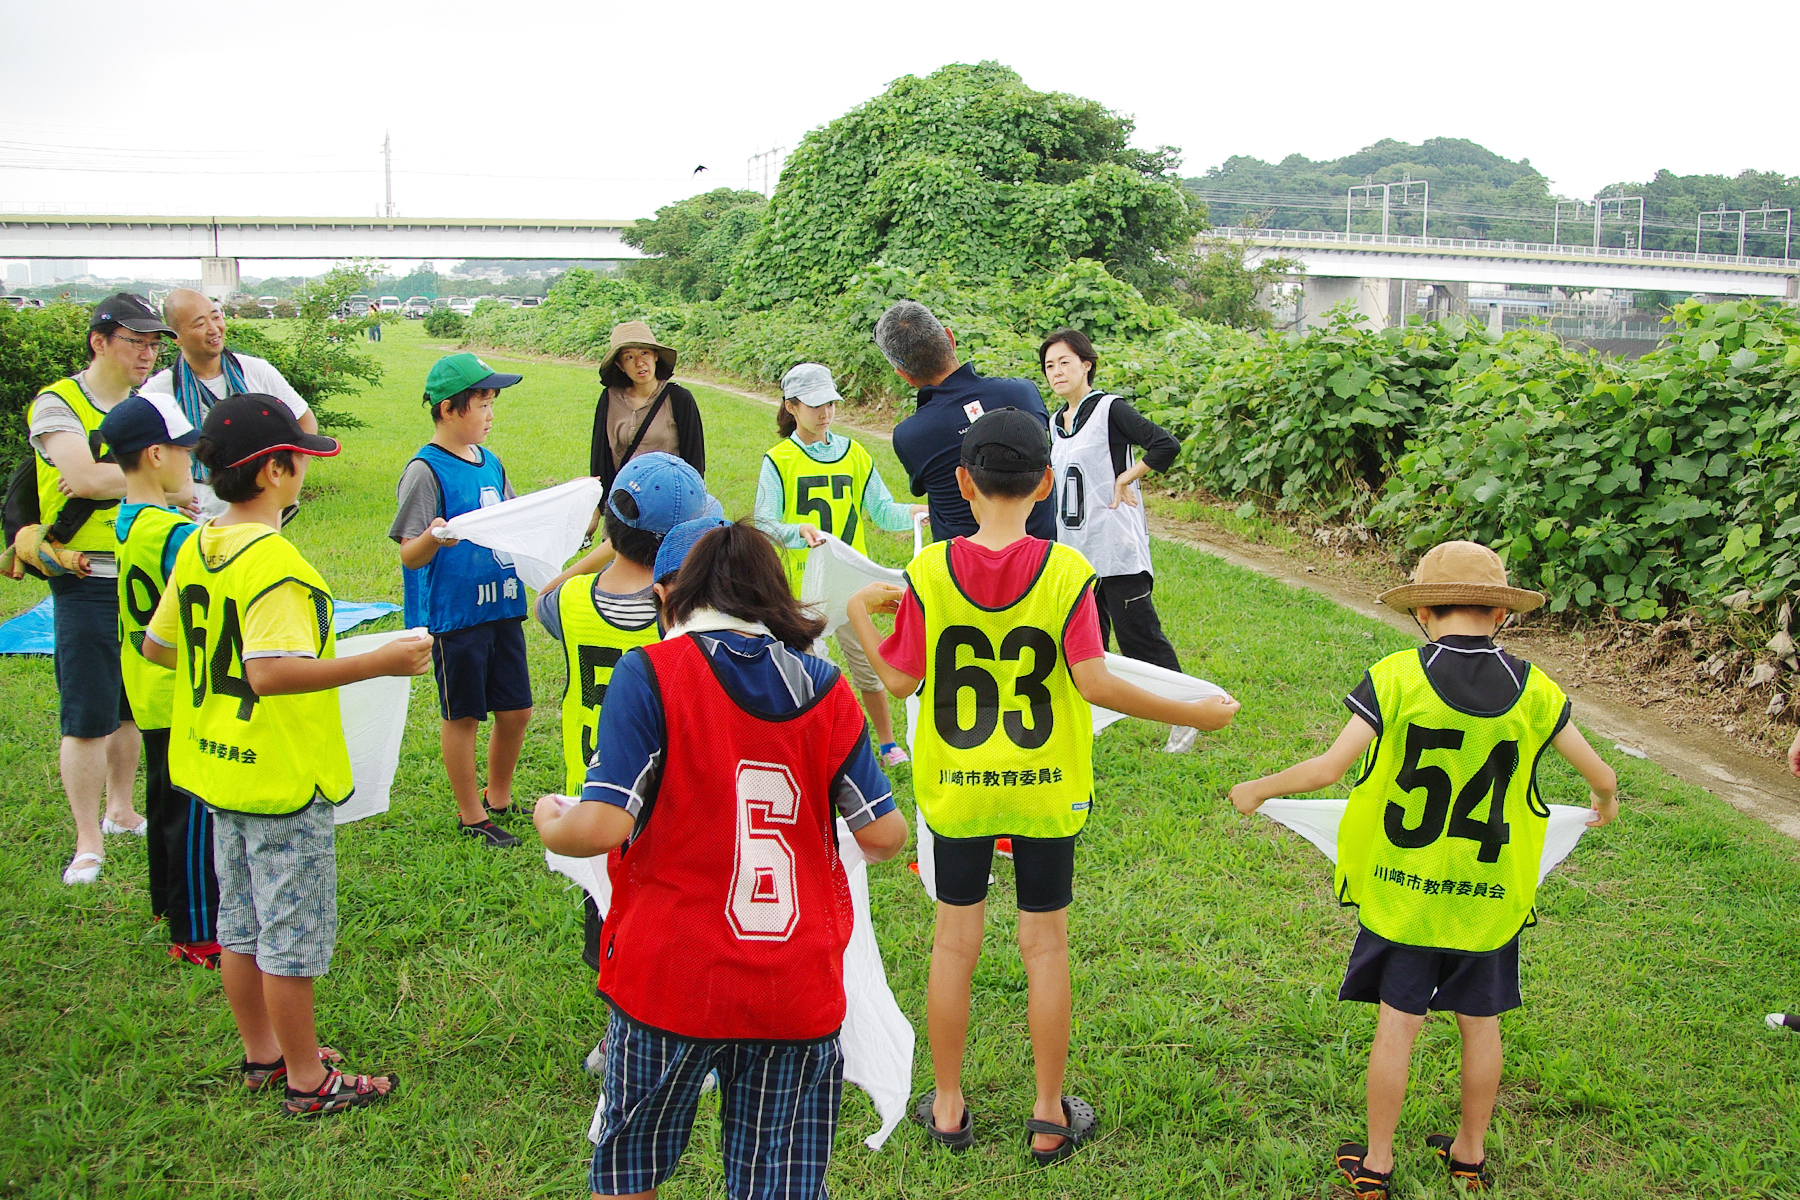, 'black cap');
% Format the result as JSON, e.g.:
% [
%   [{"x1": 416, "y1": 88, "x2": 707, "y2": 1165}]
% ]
[
  {"x1": 200, "y1": 394, "x2": 340, "y2": 469},
  {"x1": 90, "y1": 292, "x2": 174, "y2": 335},
  {"x1": 98, "y1": 394, "x2": 201, "y2": 455},
  {"x1": 961, "y1": 408, "x2": 1051, "y2": 473}
]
